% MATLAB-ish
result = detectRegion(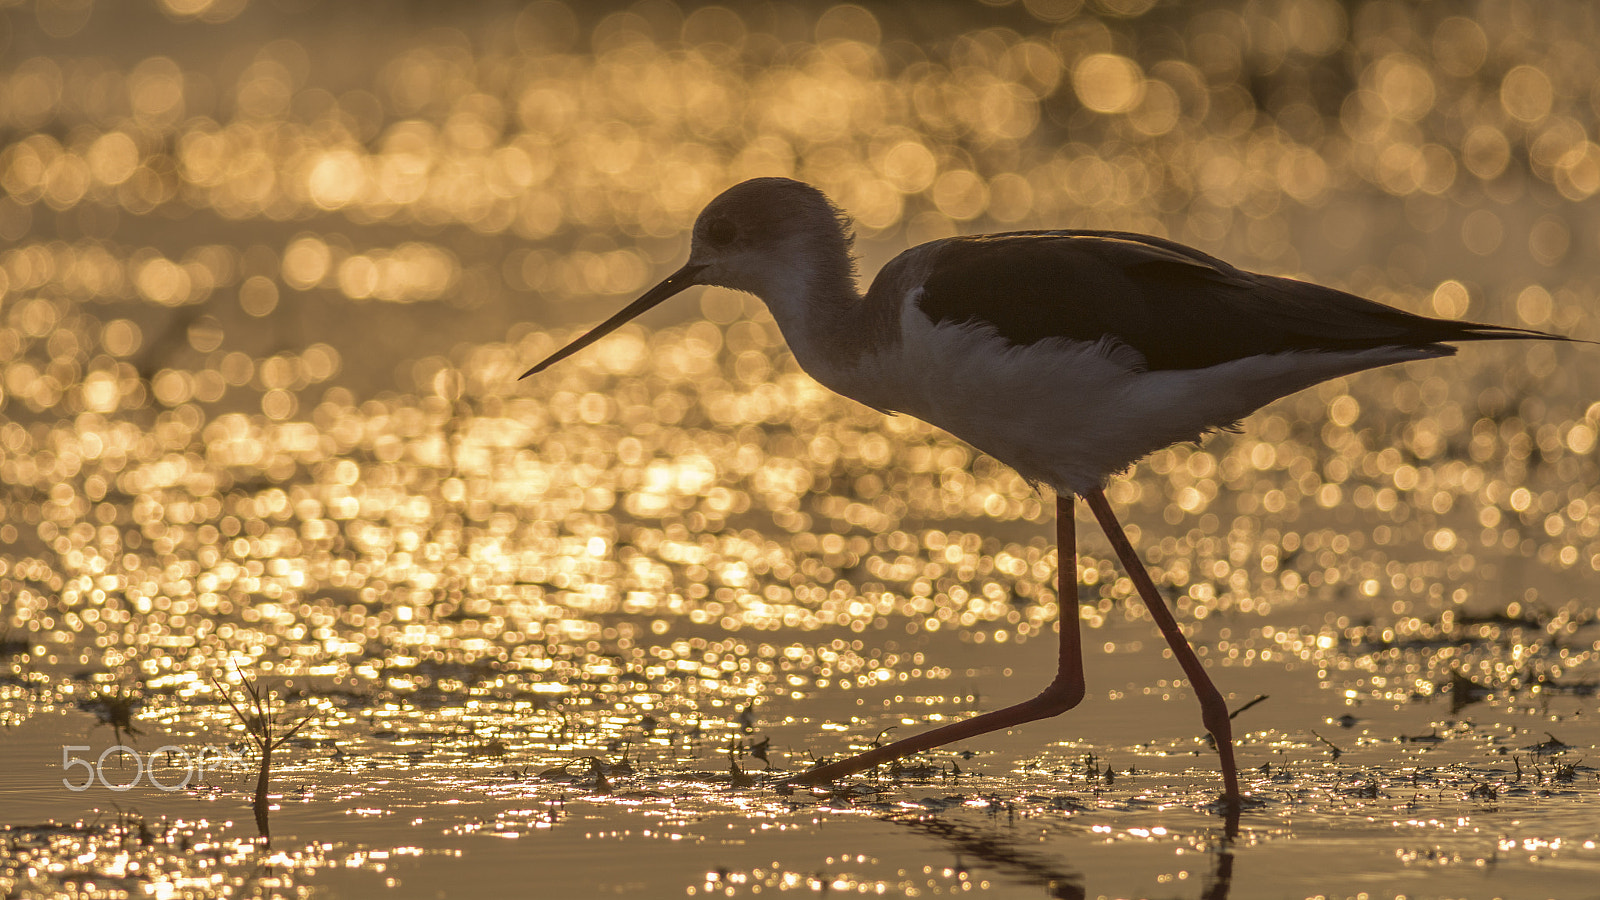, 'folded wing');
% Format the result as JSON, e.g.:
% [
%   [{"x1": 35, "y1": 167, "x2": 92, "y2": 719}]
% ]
[{"x1": 905, "y1": 231, "x2": 1559, "y2": 371}]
